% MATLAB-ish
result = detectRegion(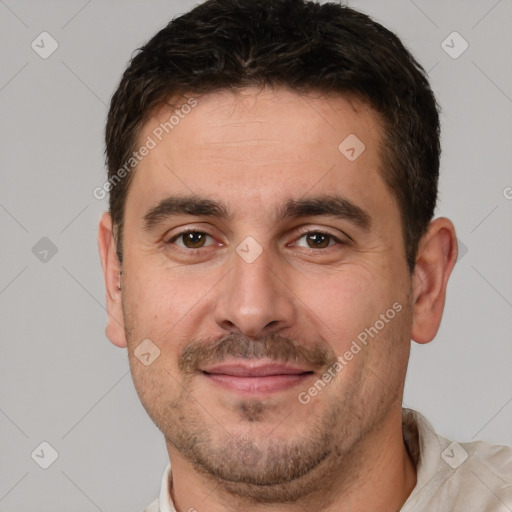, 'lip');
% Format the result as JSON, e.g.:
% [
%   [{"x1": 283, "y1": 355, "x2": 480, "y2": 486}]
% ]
[{"x1": 200, "y1": 360, "x2": 315, "y2": 394}]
